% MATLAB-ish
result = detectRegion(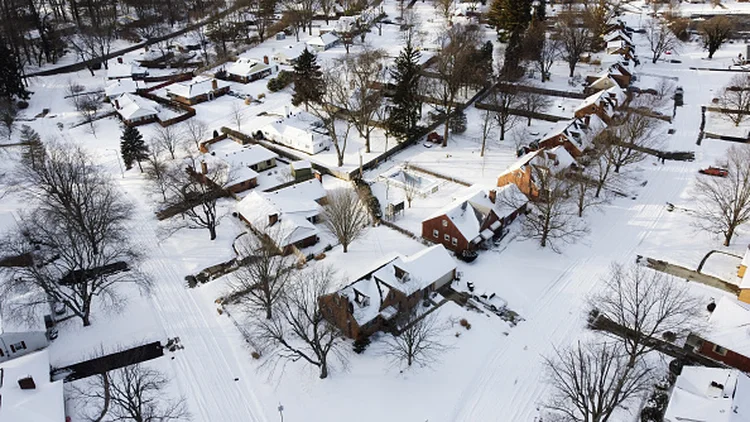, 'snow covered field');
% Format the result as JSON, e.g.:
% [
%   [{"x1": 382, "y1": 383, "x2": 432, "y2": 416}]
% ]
[{"x1": 5, "y1": 1, "x2": 750, "y2": 421}]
